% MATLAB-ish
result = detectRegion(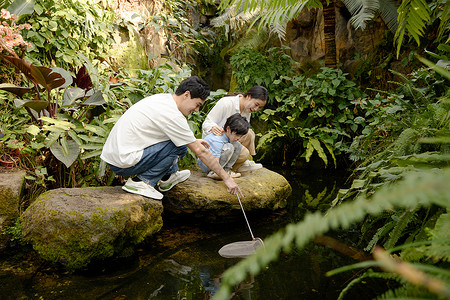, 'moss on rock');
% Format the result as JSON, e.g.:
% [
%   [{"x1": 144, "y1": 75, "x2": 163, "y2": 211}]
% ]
[{"x1": 21, "y1": 187, "x2": 163, "y2": 270}]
